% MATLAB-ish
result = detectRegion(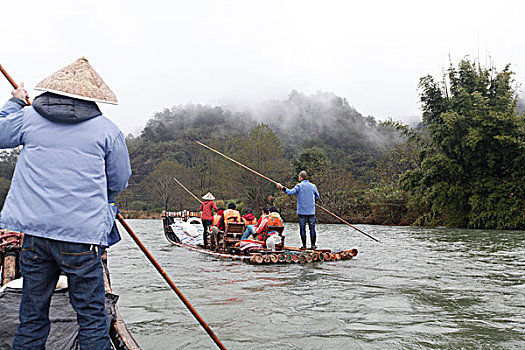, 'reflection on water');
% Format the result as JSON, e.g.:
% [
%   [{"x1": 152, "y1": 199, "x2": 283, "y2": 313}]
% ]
[{"x1": 109, "y1": 220, "x2": 525, "y2": 350}]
